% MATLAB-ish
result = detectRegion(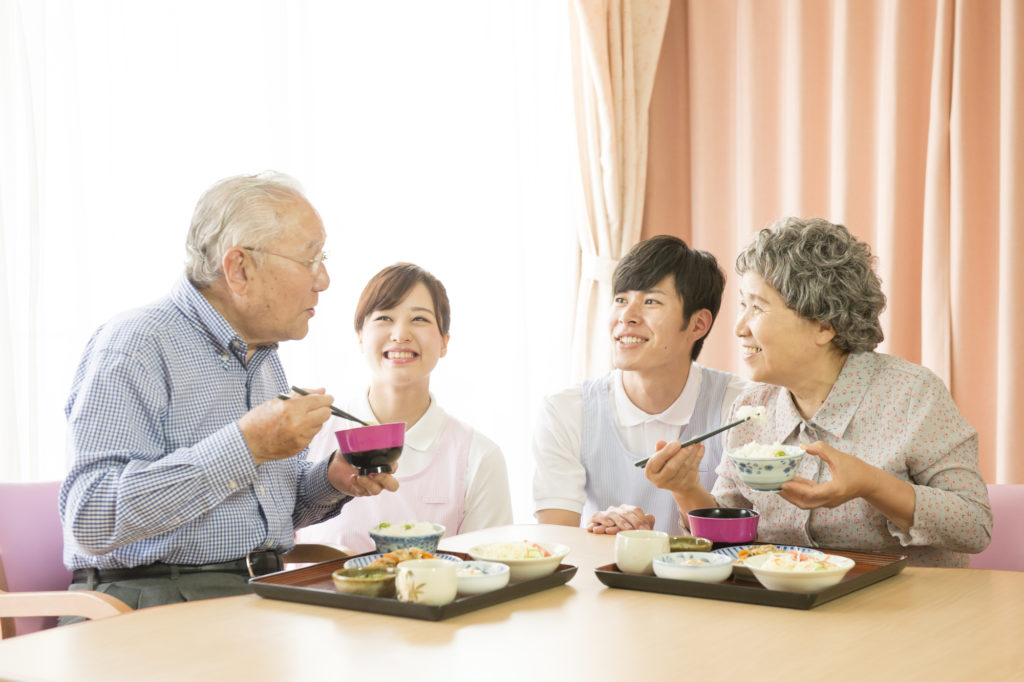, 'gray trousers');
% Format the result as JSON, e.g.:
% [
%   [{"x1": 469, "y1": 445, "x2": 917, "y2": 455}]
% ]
[{"x1": 58, "y1": 571, "x2": 253, "y2": 626}]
